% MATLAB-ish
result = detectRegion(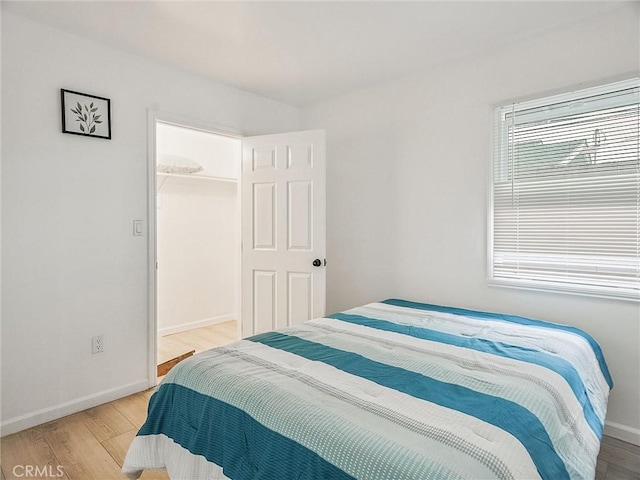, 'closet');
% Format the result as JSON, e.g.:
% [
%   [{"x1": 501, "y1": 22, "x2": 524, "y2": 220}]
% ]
[{"x1": 155, "y1": 122, "x2": 241, "y2": 373}]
